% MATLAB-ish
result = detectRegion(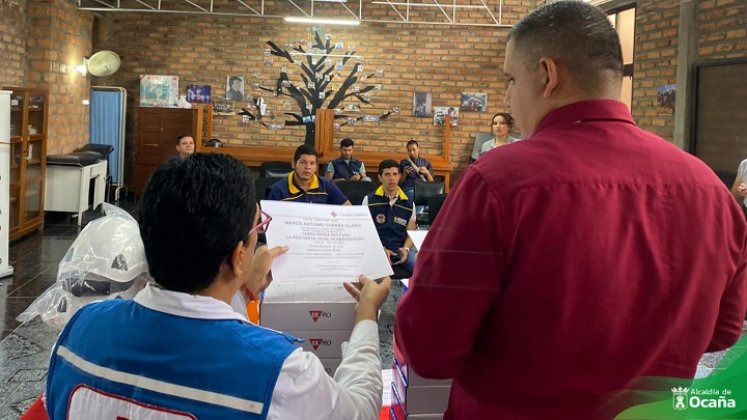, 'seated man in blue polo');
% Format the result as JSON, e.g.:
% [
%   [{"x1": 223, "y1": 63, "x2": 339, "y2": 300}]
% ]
[
  {"x1": 325, "y1": 138, "x2": 372, "y2": 183},
  {"x1": 45, "y1": 153, "x2": 391, "y2": 419},
  {"x1": 362, "y1": 159, "x2": 417, "y2": 274},
  {"x1": 399, "y1": 139, "x2": 434, "y2": 199},
  {"x1": 268, "y1": 144, "x2": 351, "y2": 205}
]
